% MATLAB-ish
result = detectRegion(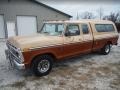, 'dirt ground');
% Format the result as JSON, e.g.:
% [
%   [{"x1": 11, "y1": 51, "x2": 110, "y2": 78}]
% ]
[{"x1": 0, "y1": 34, "x2": 120, "y2": 90}]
